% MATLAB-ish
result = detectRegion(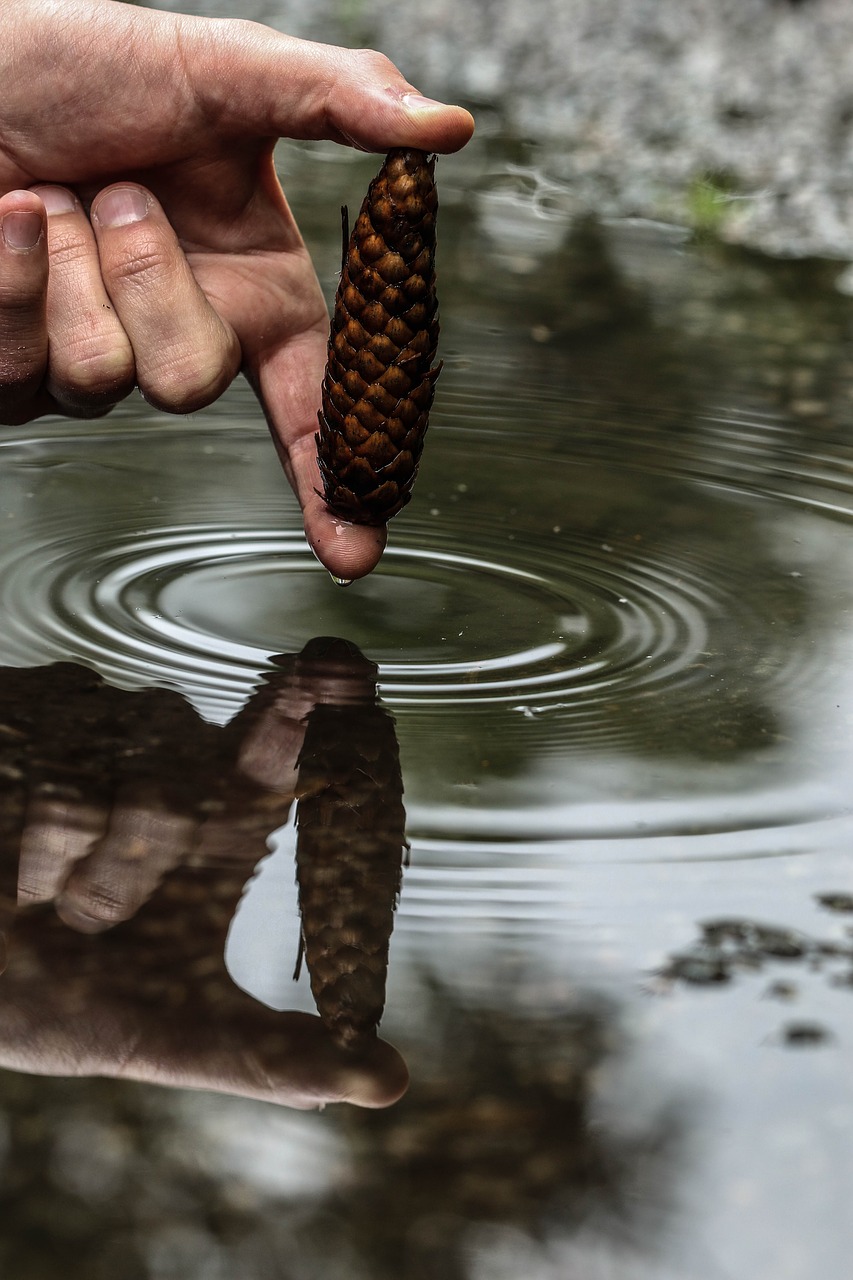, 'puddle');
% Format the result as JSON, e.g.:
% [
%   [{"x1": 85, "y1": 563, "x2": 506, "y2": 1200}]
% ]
[{"x1": 1, "y1": 138, "x2": 853, "y2": 1278}]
